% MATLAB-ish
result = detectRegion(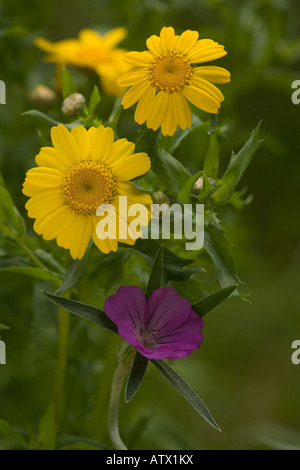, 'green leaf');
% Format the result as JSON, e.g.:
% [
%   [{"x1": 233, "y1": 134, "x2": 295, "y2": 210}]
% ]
[
  {"x1": 146, "y1": 244, "x2": 164, "y2": 298},
  {"x1": 124, "y1": 239, "x2": 204, "y2": 283},
  {"x1": 0, "y1": 420, "x2": 26, "y2": 448},
  {"x1": 203, "y1": 131, "x2": 219, "y2": 179},
  {"x1": 213, "y1": 123, "x2": 263, "y2": 205},
  {"x1": 204, "y1": 220, "x2": 240, "y2": 288},
  {"x1": 177, "y1": 171, "x2": 203, "y2": 203},
  {"x1": 62, "y1": 67, "x2": 77, "y2": 99},
  {"x1": 37, "y1": 405, "x2": 56, "y2": 450},
  {"x1": 170, "y1": 114, "x2": 207, "y2": 154},
  {"x1": 152, "y1": 149, "x2": 191, "y2": 195},
  {"x1": 43, "y1": 292, "x2": 118, "y2": 334},
  {"x1": 88, "y1": 86, "x2": 101, "y2": 116},
  {"x1": 0, "y1": 324, "x2": 10, "y2": 331},
  {"x1": 151, "y1": 359, "x2": 220, "y2": 431},
  {"x1": 135, "y1": 126, "x2": 159, "y2": 156},
  {"x1": 0, "y1": 266, "x2": 62, "y2": 283},
  {"x1": 192, "y1": 284, "x2": 238, "y2": 318},
  {"x1": 107, "y1": 97, "x2": 122, "y2": 131},
  {"x1": 22, "y1": 110, "x2": 81, "y2": 130},
  {"x1": 125, "y1": 352, "x2": 148, "y2": 402},
  {"x1": 0, "y1": 185, "x2": 26, "y2": 239},
  {"x1": 208, "y1": 113, "x2": 219, "y2": 135},
  {"x1": 54, "y1": 242, "x2": 91, "y2": 296}
]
